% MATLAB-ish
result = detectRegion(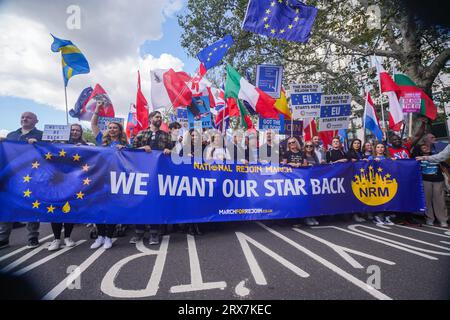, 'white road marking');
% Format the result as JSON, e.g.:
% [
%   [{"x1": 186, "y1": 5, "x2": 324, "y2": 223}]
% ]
[
  {"x1": 100, "y1": 236, "x2": 169, "y2": 298},
  {"x1": 257, "y1": 222, "x2": 392, "y2": 300},
  {"x1": 313, "y1": 226, "x2": 438, "y2": 260},
  {"x1": 0, "y1": 234, "x2": 53, "y2": 263},
  {"x1": 257, "y1": 223, "x2": 392, "y2": 300},
  {"x1": 236, "y1": 231, "x2": 309, "y2": 286},
  {"x1": 170, "y1": 234, "x2": 227, "y2": 293},
  {"x1": 13, "y1": 240, "x2": 86, "y2": 276},
  {"x1": 292, "y1": 228, "x2": 395, "y2": 269},
  {"x1": 394, "y1": 225, "x2": 450, "y2": 238},
  {"x1": 422, "y1": 225, "x2": 450, "y2": 235},
  {"x1": 235, "y1": 280, "x2": 250, "y2": 297},
  {"x1": 1, "y1": 242, "x2": 50, "y2": 273},
  {"x1": 42, "y1": 239, "x2": 117, "y2": 300},
  {"x1": 347, "y1": 225, "x2": 450, "y2": 255}
]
